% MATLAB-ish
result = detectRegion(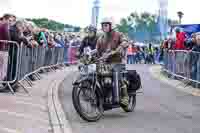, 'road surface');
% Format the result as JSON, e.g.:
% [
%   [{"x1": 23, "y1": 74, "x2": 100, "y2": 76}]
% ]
[{"x1": 59, "y1": 64, "x2": 200, "y2": 133}]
